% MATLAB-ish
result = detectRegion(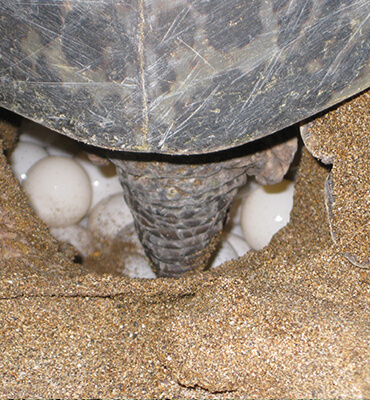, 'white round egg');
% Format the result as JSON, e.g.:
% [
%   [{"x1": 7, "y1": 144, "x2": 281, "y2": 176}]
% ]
[
  {"x1": 75, "y1": 152, "x2": 122, "y2": 210},
  {"x1": 224, "y1": 232, "x2": 251, "y2": 257},
  {"x1": 228, "y1": 178, "x2": 260, "y2": 225},
  {"x1": 120, "y1": 253, "x2": 157, "y2": 279},
  {"x1": 210, "y1": 240, "x2": 238, "y2": 269},
  {"x1": 241, "y1": 179, "x2": 294, "y2": 250},
  {"x1": 10, "y1": 141, "x2": 48, "y2": 182},
  {"x1": 227, "y1": 223, "x2": 244, "y2": 238},
  {"x1": 88, "y1": 193, "x2": 134, "y2": 241},
  {"x1": 23, "y1": 156, "x2": 92, "y2": 228},
  {"x1": 19, "y1": 119, "x2": 80, "y2": 158},
  {"x1": 224, "y1": 178, "x2": 260, "y2": 237},
  {"x1": 50, "y1": 225, "x2": 94, "y2": 258},
  {"x1": 116, "y1": 222, "x2": 146, "y2": 255}
]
